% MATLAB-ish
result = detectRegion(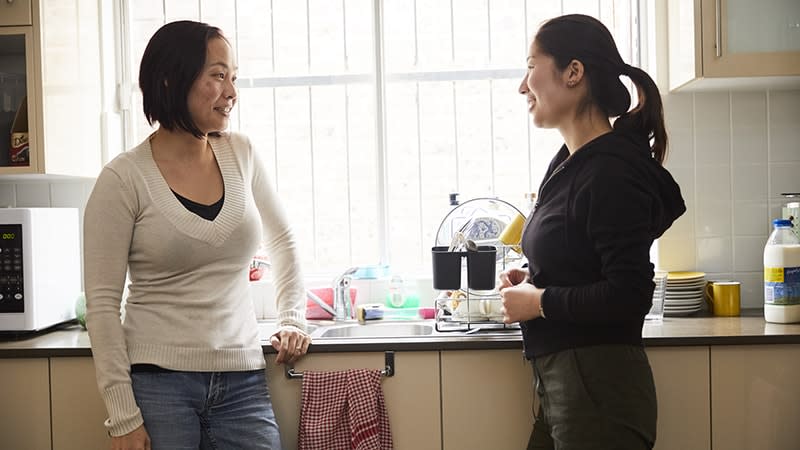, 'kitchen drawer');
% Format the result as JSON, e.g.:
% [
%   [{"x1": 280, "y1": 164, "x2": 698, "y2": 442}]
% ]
[{"x1": 0, "y1": 0, "x2": 32, "y2": 26}]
